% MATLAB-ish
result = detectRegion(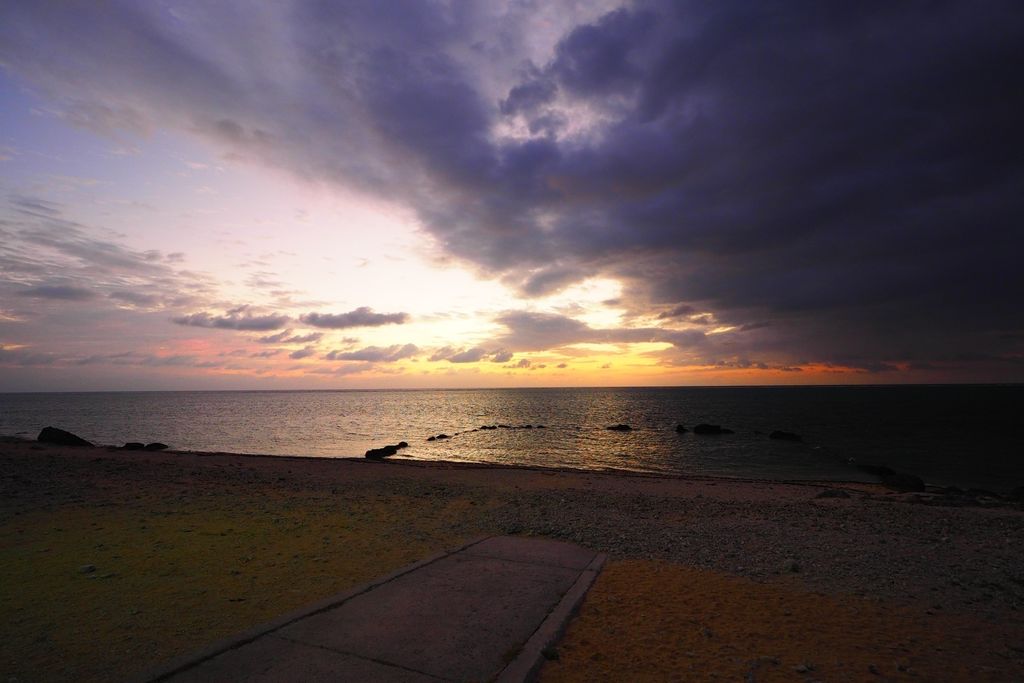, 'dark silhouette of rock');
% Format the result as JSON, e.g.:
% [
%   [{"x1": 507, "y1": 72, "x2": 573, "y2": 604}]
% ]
[
  {"x1": 881, "y1": 471, "x2": 926, "y2": 492},
  {"x1": 857, "y1": 463, "x2": 896, "y2": 478},
  {"x1": 122, "y1": 442, "x2": 145, "y2": 450},
  {"x1": 769, "y1": 430, "x2": 802, "y2": 442},
  {"x1": 693, "y1": 424, "x2": 733, "y2": 435},
  {"x1": 427, "y1": 436, "x2": 436, "y2": 441},
  {"x1": 37, "y1": 427, "x2": 93, "y2": 447},
  {"x1": 365, "y1": 444, "x2": 399, "y2": 459},
  {"x1": 436, "y1": 434, "x2": 450, "y2": 440},
  {"x1": 144, "y1": 442, "x2": 169, "y2": 451},
  {"x1": 816, "y1": 489, "x2": 851, "y2": 499},
  {"x1": 397, "y1": 441, "x2": 408, "y2": 448},
  {"x1": 675, "y1": 424, "x2": 687, "y2": 433},
  {"x1": 857, "y1": 462, "x2": 925, "y2": 492},
  {"x1": 606, "y1": 424, "x2": 632, "y2": 432},
  {"x1": 536, "y1": 425, "x2": 546, "y2": 428}
]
